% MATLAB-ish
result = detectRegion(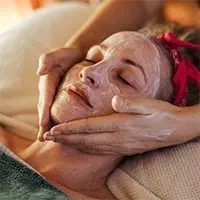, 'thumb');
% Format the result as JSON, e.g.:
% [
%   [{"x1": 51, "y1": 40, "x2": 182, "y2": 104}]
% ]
[{"x1": 112, "y1": 95, "x2": 178, "y2": 114}]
